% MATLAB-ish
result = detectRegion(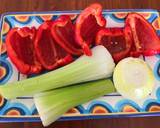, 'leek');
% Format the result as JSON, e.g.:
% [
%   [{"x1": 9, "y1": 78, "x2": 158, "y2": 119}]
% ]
[
  {"x1": 0, "y1": 45, "x2": 115, "y2": 99},
  {"x1": 34, "y1": 79, "x2": 115, "y2": 127}
]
